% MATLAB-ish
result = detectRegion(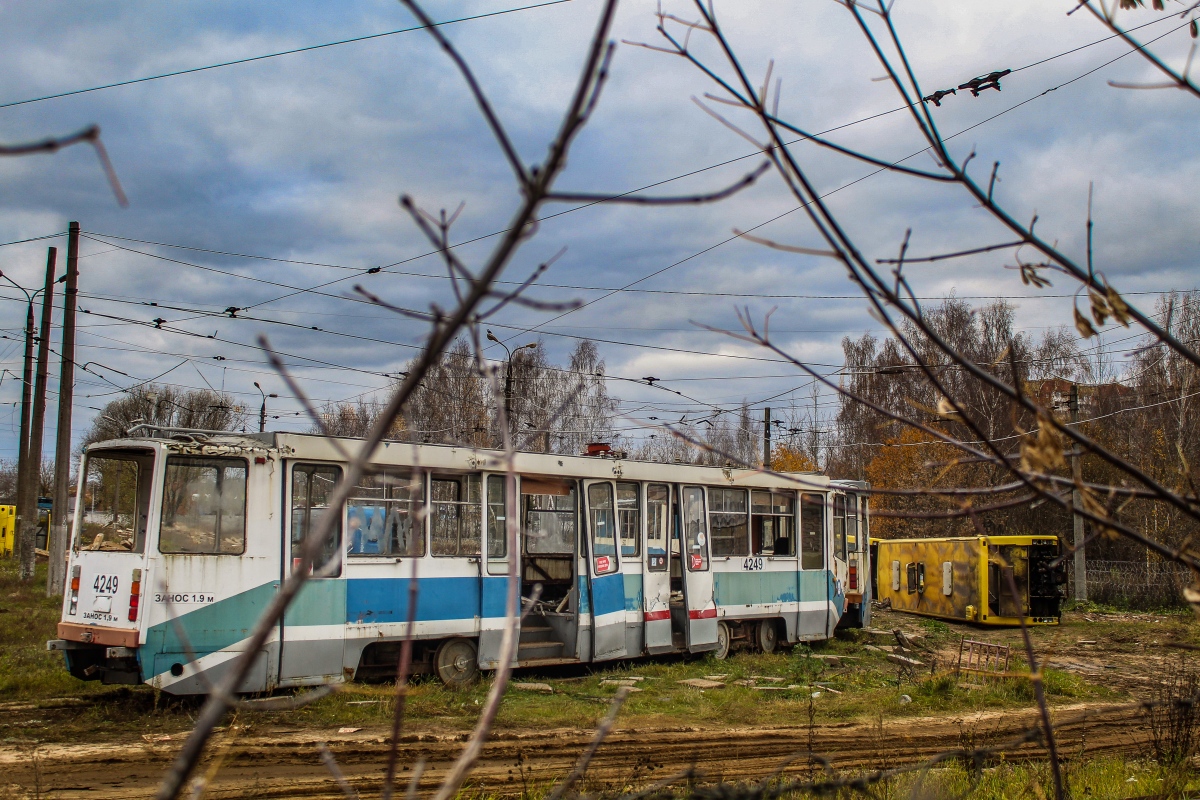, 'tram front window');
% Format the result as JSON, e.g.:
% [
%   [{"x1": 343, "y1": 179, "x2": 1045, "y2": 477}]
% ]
[
  {"x1": 159, "y1": 457, "x2": 247, "y2": 555},
  {"x1": 76, "y1": 449, "x2": 154, "y2": 553}
]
